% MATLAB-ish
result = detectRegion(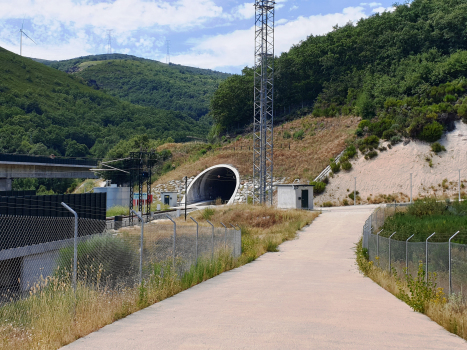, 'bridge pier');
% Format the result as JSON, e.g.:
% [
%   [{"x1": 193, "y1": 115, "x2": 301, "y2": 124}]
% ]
[{"x1": 0, "y1": 178, "x2": 12, "y2": 191}]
